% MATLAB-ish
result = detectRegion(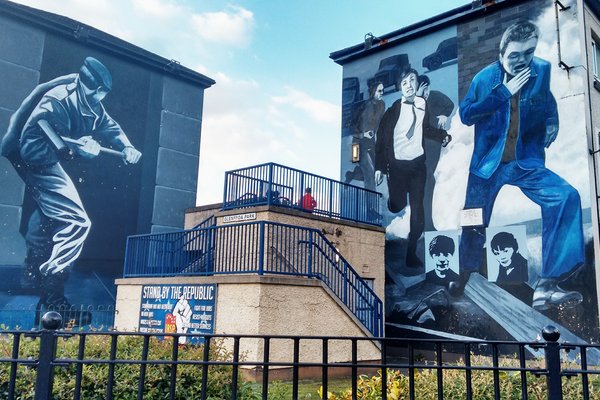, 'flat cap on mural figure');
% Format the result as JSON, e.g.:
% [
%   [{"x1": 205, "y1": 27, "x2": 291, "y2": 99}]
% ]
[
  {"x1": 80, "y1": 56, "x2": 113, "y2": 91},
  {"x1": 0, "y1": 56, "x2": 142, "y2": 327},
  {"x1": 452, "y1": 20, "x2": 584, "y2": 310}
]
